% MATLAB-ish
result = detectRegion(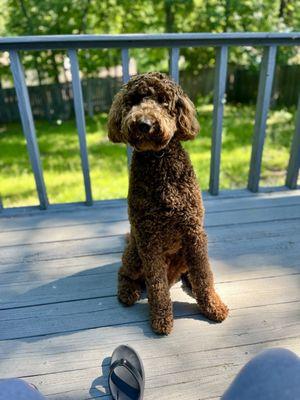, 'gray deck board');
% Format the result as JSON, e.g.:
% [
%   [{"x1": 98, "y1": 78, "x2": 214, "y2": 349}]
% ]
[
  {"x1": 1, "y1": 189, "x2": 299, "y2": 231},
  {"x1": 1, "y1": 218, "x2": 300, "y2": 309},
  {"x1": 0, "y1": 190, "x2": 299, "y2": 399},
  {"x1": 1, "y1": 193, "x2": 300, "y2": 245},
  {"x1": 1, "y1": 274, "x2": 299, "y2": 340}
]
